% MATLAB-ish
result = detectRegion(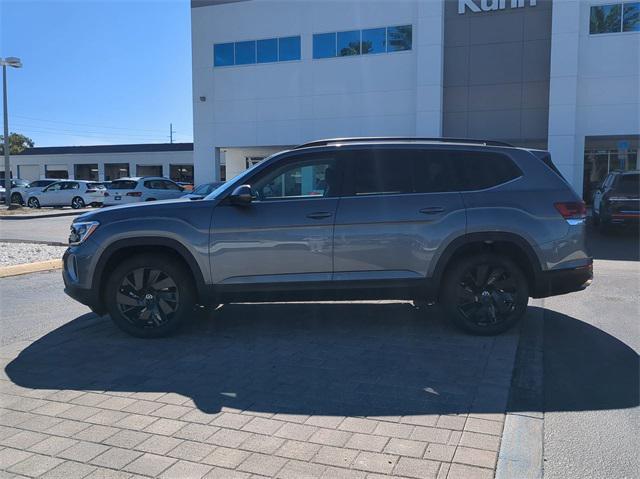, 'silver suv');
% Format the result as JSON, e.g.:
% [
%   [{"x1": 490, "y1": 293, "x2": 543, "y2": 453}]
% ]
[{"x1": 63, "y1": 138, "x2": 592, "y2": 338}]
